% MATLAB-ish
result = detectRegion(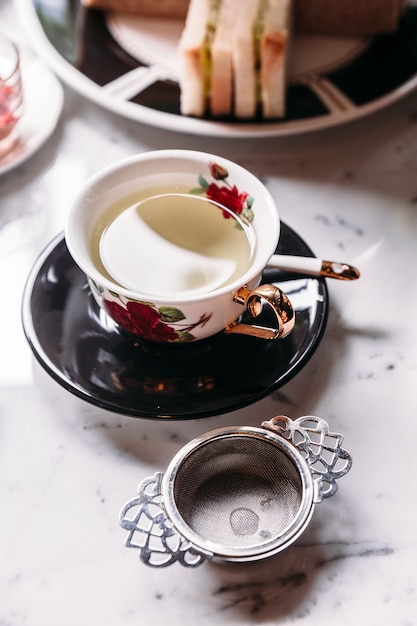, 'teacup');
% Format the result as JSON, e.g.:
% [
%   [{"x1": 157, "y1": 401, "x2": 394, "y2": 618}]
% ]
[{"x1": 65, "y1": 149, "x2": 295, "y2": 343}]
